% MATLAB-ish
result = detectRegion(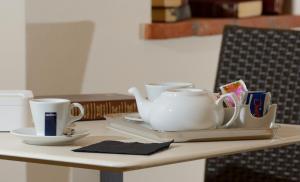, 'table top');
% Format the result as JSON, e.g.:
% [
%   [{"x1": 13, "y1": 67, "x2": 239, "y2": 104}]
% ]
[{"x1": 1, "y1": 121, "x2": 300, "y2": 172}]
